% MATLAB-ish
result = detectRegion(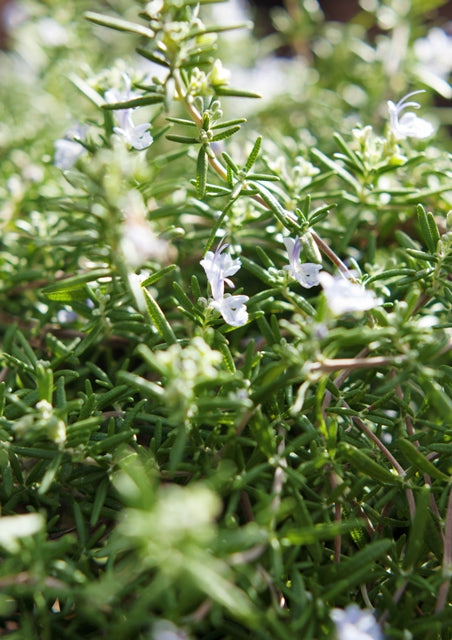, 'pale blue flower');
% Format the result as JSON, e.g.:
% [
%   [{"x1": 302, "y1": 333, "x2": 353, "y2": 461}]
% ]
[
  {"x1": 152, "y1": 619, "x2": 190, "y2": 640},
  {"x1": 200, "y1": 241, "x2": 242, "y2": 300},
  {"x1": 211, "y1": 294, "x2": 249, "y2": 327},
  {"x1": 414, "y1": 28, "x2": 452, "y2": 82},
  {"x1": 37, "y1": 17, "x2": 68, "y2": 47},
  {"x1": 283, "y1": 236, "x2": 322, "y2": 288},
  {"x1": 387, "y1": 91, "x2": 434, "y2": 140},
  {"x1": 56, "y1": 307, "x2": 79, "y2": 324},
  {"x1": 120, "y1": 190, "x2": 170, "y2": 268},
  {"x1": 331, "y1": 605, "x2": 383, "y2": 640},
  {"x1": 319, "y1": 272, "x2": 381, "y2": 315},
  {"x1": 105, "y1": 73, "x2": 153, "y2": 150},
  {"x1": 54, "y1": 138, "x2": 86, "y2": 169},
  {"x1": 200, "y1": 241, "x2": 248, "y2": 326}
]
